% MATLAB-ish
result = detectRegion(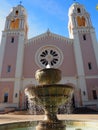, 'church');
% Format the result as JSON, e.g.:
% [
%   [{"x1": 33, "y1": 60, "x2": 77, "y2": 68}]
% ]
[{"x1": 0, "y1": 2, "x2": 98, "y2": 112}]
